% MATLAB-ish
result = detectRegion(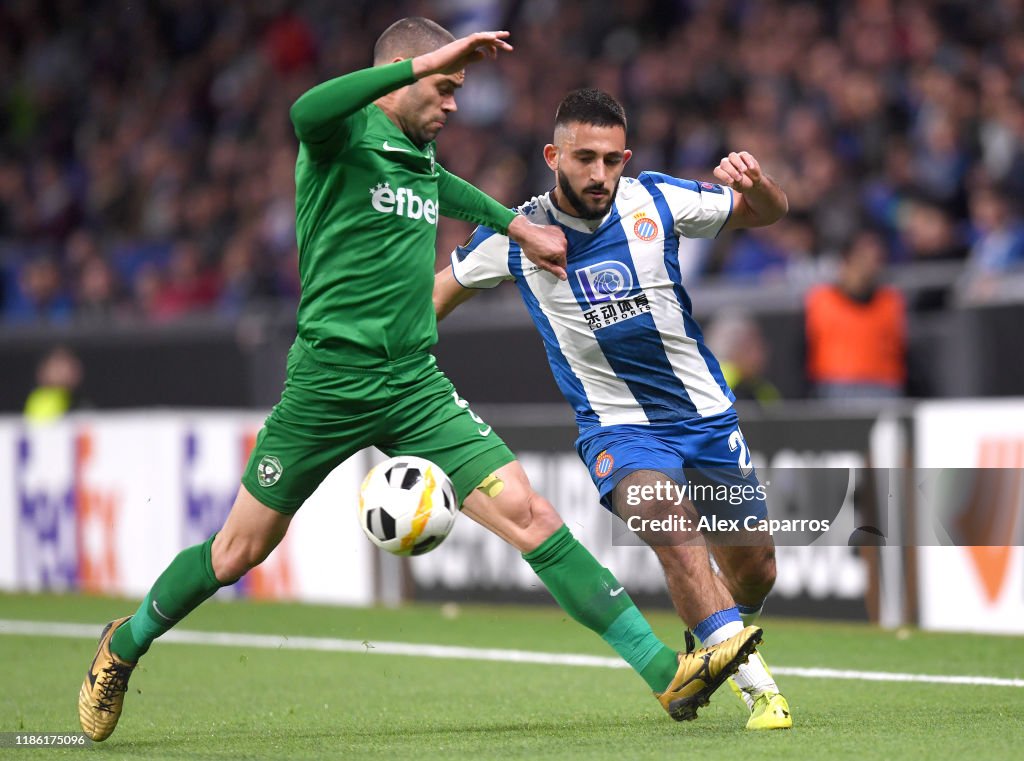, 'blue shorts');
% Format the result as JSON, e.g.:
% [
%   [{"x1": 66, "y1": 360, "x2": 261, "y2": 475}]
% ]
[{"x1": 575, "y1": 408, "x2": 767, "y2": 522}]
